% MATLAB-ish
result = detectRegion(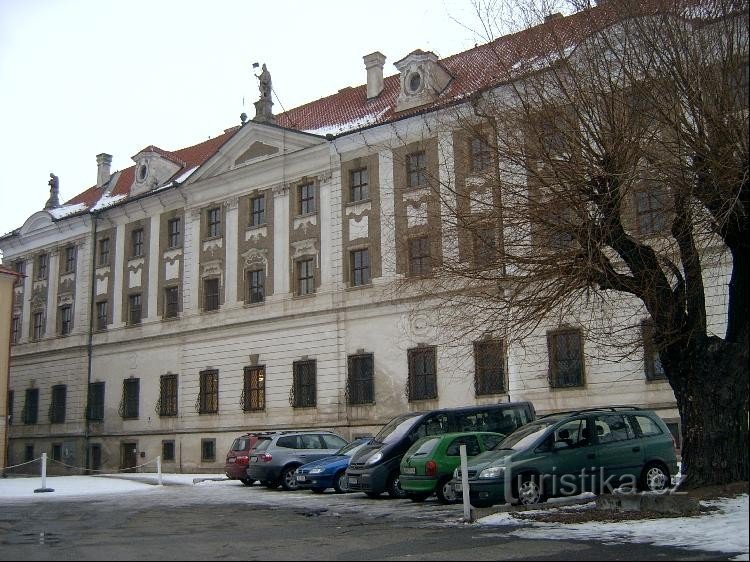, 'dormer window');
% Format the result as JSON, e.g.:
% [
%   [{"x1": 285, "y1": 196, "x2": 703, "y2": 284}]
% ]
[
  {"x1": 394, "y1": 50, "x2": 452, "y2": 113},
  {"x1": 407, "y1": 71, "x2": 423, "y2": 94},
  {"x1": 137, "y1": 163, "x2": 148, "y2": 182}
]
